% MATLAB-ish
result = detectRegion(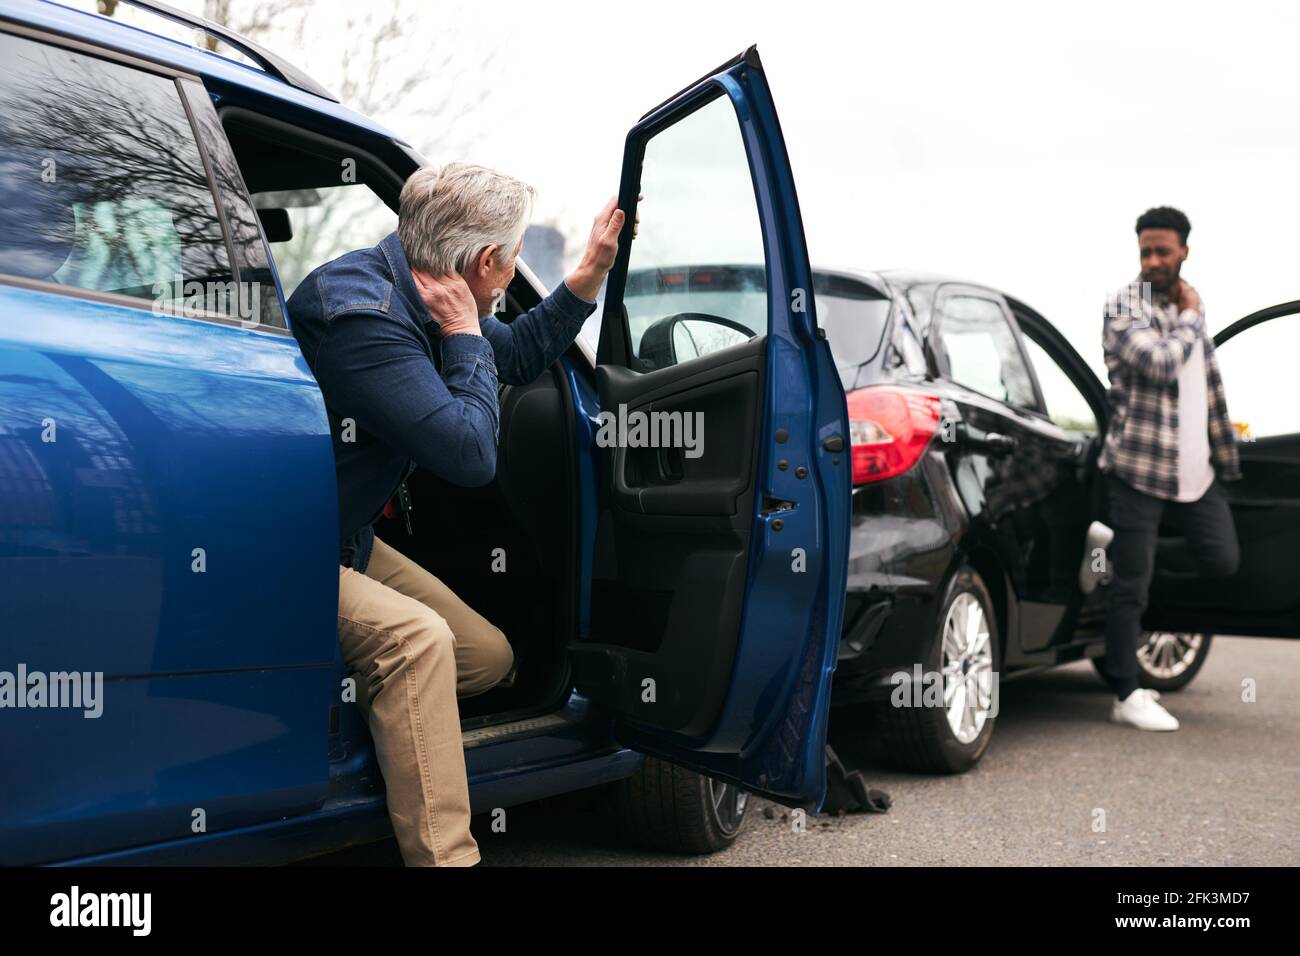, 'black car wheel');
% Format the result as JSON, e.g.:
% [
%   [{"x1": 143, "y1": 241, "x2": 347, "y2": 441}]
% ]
[
  {"x1": 1092, "y1": 631, "x2": 1212, "y2": 692},
  {"x1": 870, "y1": 565, "x2": 1001, "y2": 774},
  {"x1": 604, "y1": 756, "x2": 749, "y2": 855}
]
